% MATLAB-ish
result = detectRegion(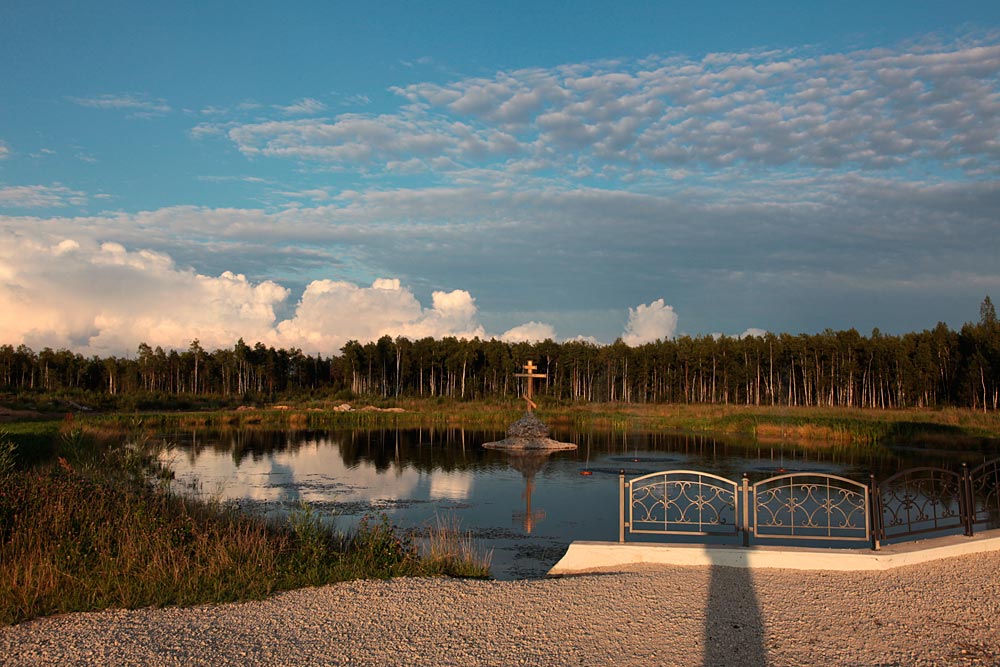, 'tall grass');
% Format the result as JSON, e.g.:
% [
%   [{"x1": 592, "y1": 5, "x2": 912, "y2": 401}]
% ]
[
  {"x1": 0, "y1": 430, "x2": 491, "y2": 627},
  {"x1": 0, "y1": 432, "x2": 15, "y2": 479},
  {"x1": 418, "y1": 515, "x2": 494, "y2": 578}
]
